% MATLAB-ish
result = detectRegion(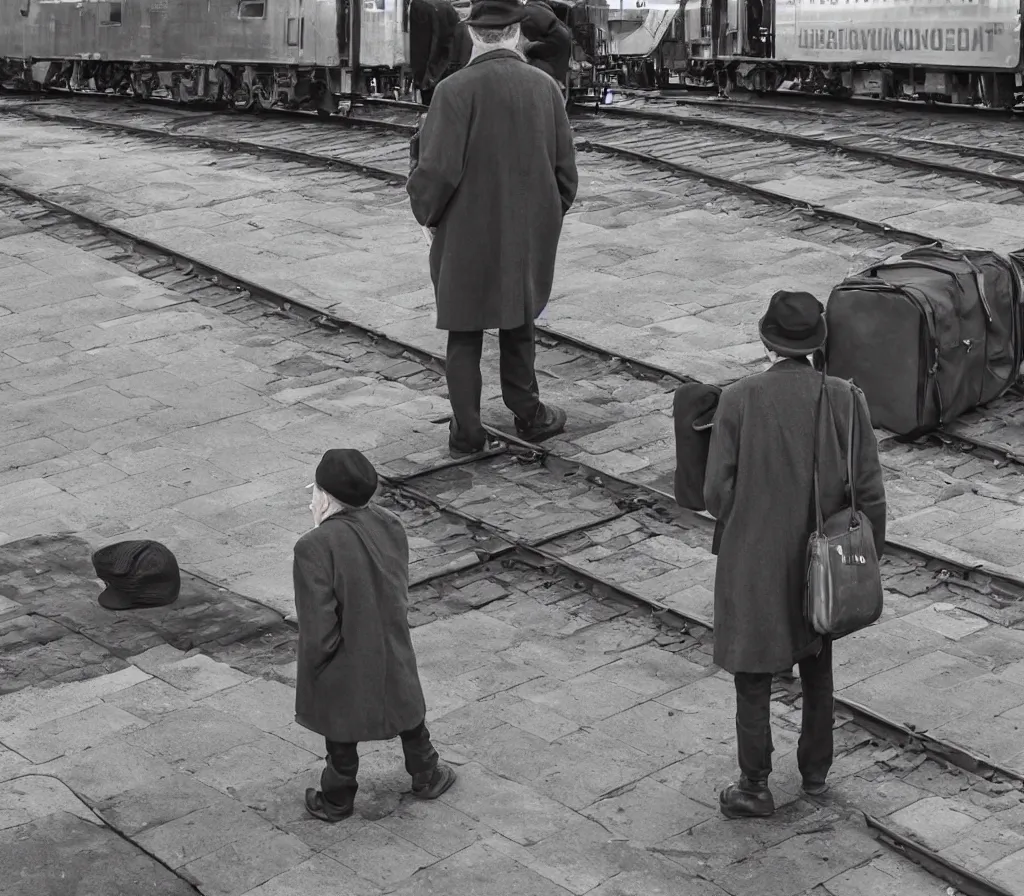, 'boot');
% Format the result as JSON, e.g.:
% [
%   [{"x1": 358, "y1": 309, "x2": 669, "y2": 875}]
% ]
[
  {"x1": 411, "y1": 763, "x2": 457, "y2": 800},
  {"x1": 802, "y1": 779, "x2": 829, "y2": 796},
  {"x1": 304, "y1": 787, "x2": 355, "y2": 823},
  {"x1": 515, "y1": 404, "x2": 567, "y2": 443},
  {"x1": 719, "y1": 776, "x2": 775, "y2": 819}
]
